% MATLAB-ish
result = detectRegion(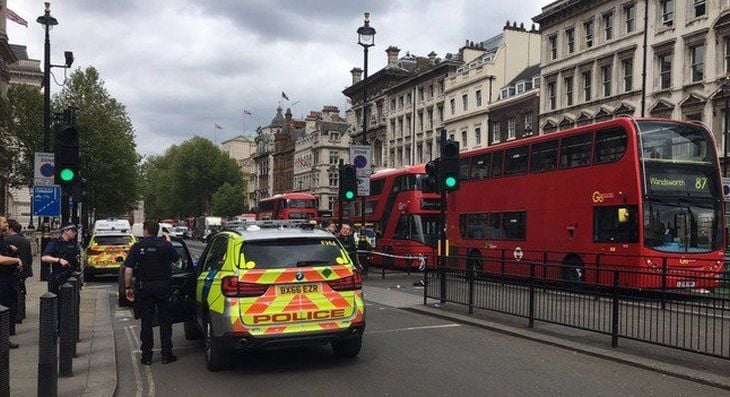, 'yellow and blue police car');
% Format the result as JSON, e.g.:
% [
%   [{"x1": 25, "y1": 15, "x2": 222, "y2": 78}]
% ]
[{"x1": 184, "y1": 220, "x2": 366, "y2": 371}]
